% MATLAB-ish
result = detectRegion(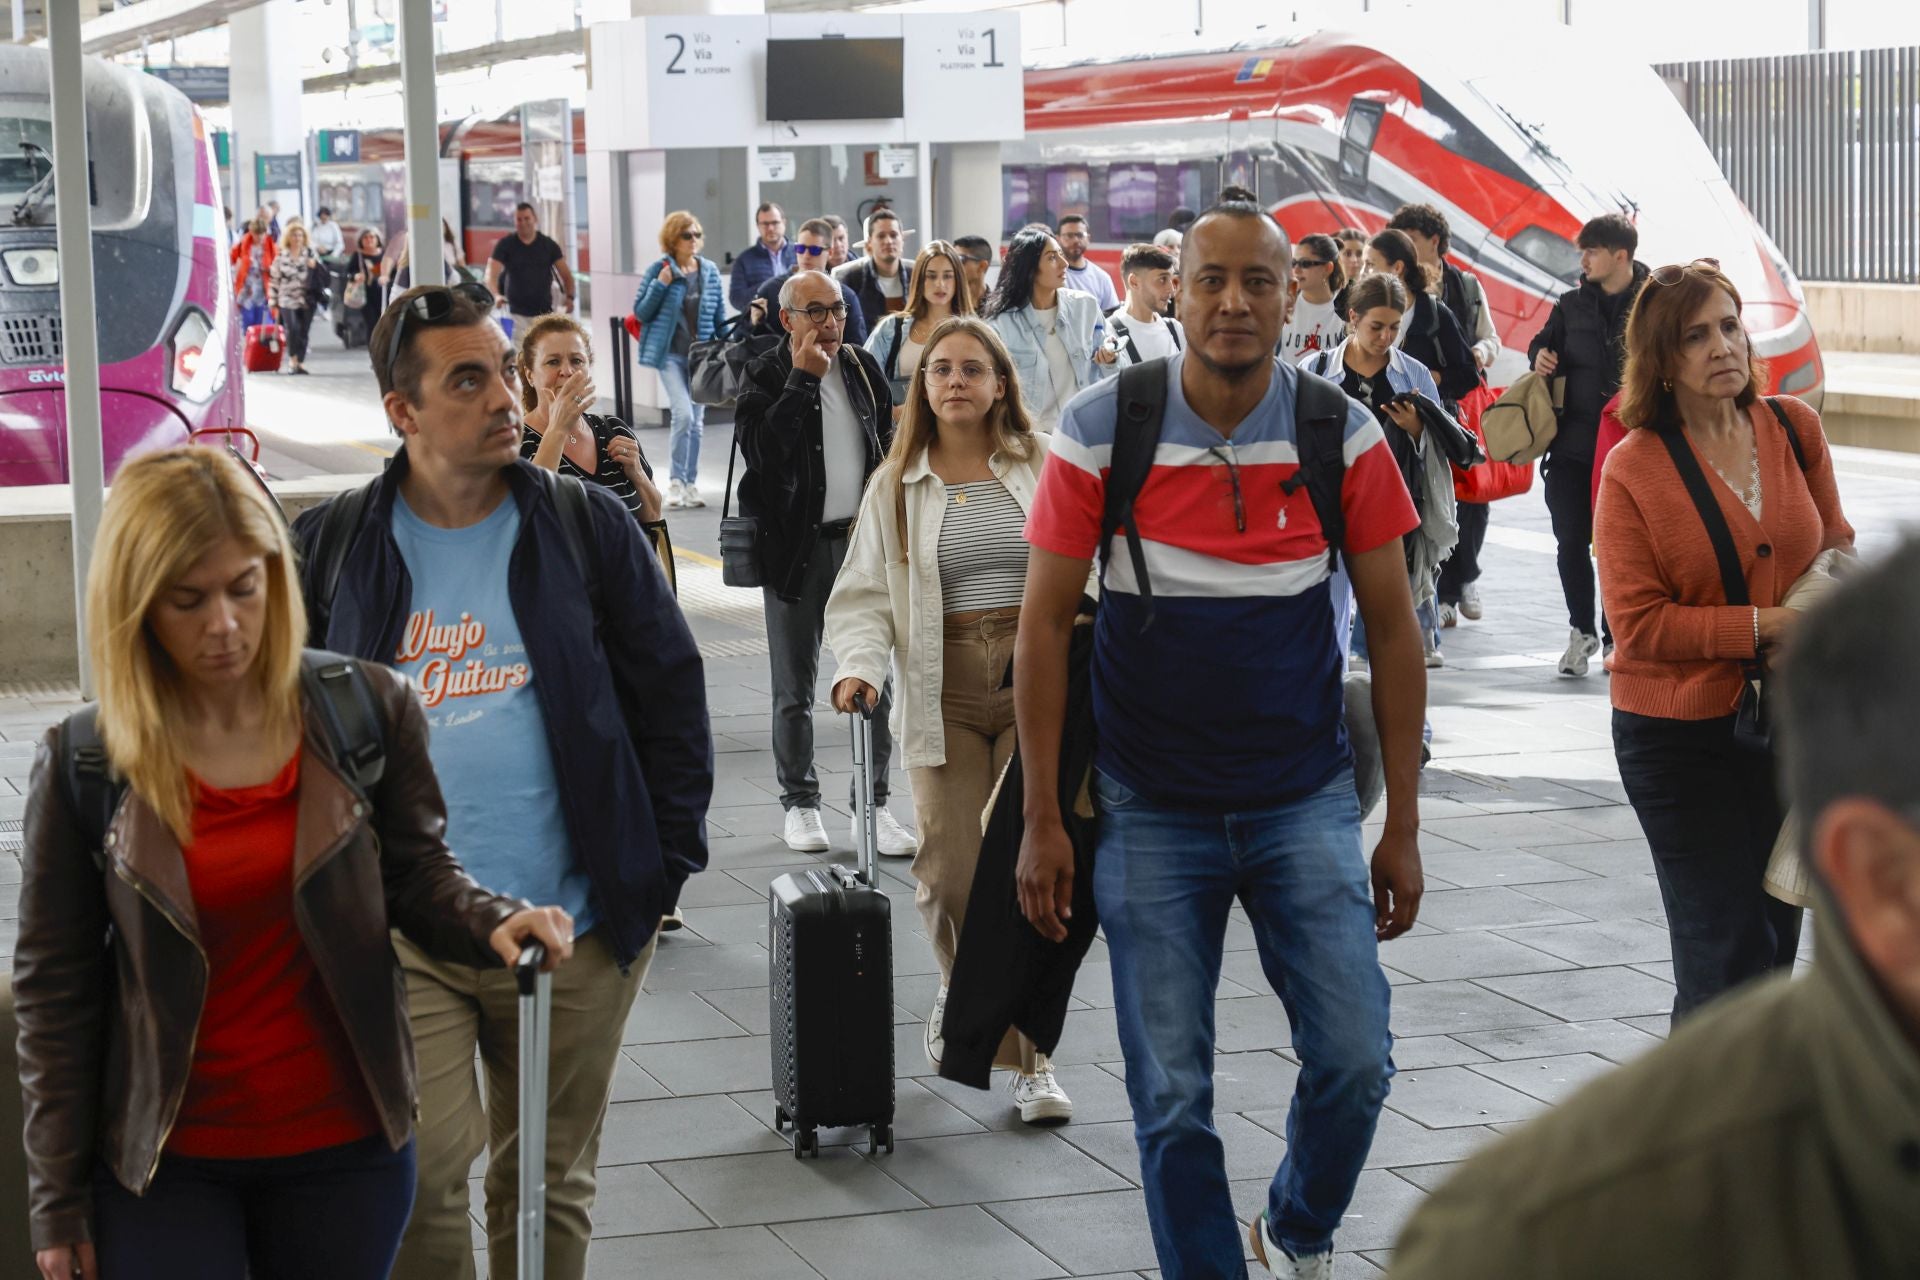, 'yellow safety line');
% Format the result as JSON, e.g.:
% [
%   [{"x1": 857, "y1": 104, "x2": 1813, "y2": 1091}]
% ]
[{"x1": 674, "y1": 546, "x2": 722, "y2": 568}]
